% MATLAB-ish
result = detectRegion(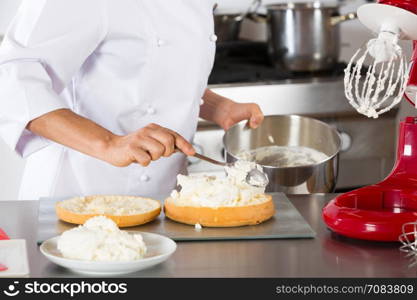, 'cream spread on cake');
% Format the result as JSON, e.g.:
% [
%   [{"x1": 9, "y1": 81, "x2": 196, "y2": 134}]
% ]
[
  {"x1": 59, "y1": 195, "x2": 160, "y2": 216},
  {"x1": 170, "y1": 160, "x2": 269, "y2": 207},
  {"x1": 57, "y1": 216, "x2": 147, "y2": 261}
]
